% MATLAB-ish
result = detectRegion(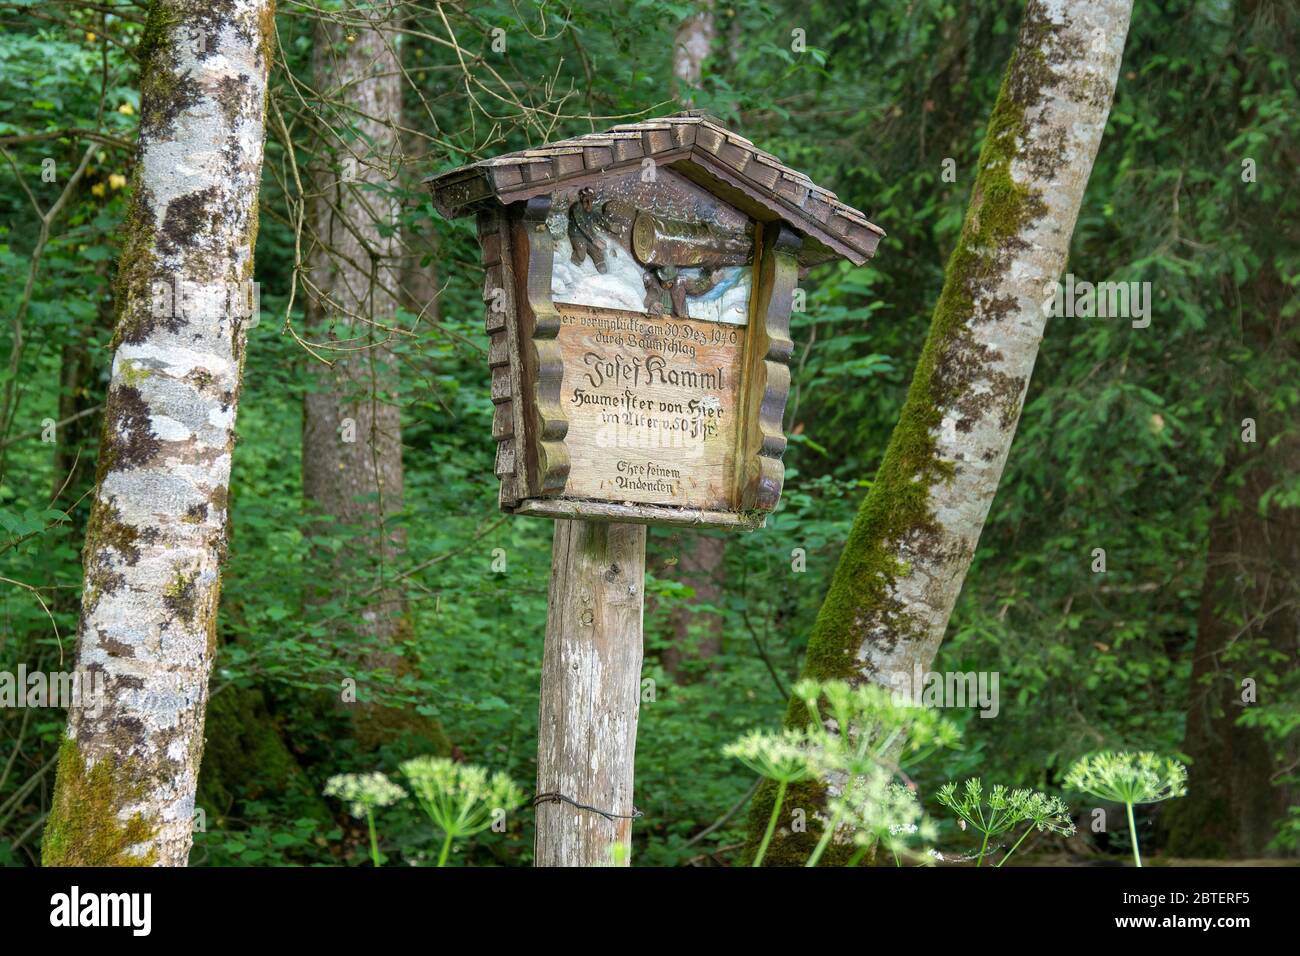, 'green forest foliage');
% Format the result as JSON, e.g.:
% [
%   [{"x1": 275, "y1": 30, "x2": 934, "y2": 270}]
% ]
[{"x1": 1, "y1": 0, "x2": 1296, "y2": 865}]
